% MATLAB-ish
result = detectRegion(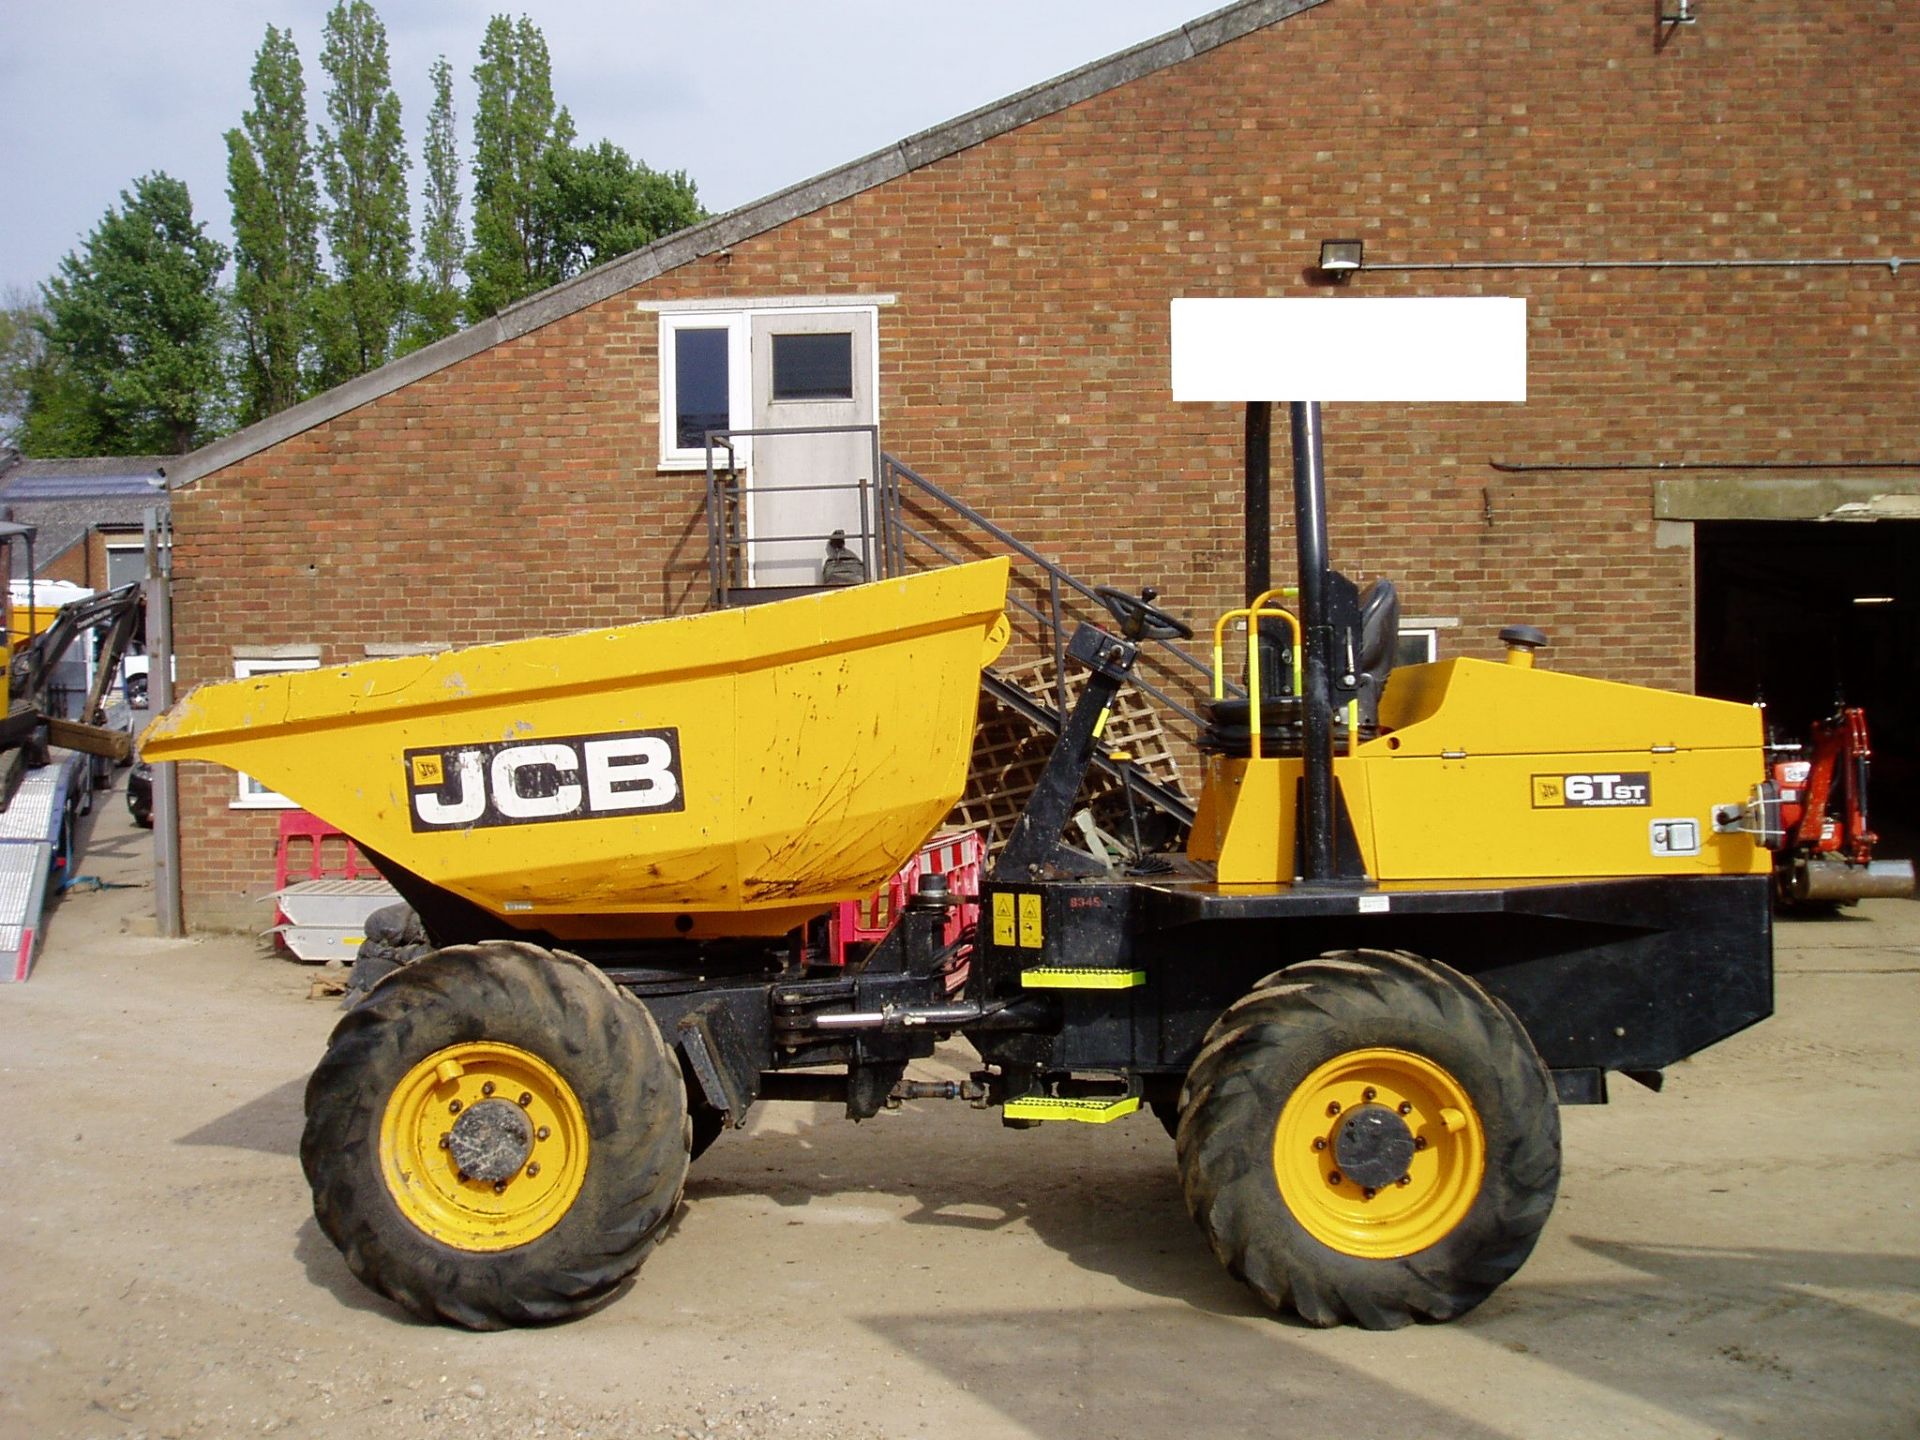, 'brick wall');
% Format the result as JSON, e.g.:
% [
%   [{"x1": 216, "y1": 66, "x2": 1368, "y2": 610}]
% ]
[{"x1": 171, "y1": 0, "x2": 1920, "y2": 929}]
